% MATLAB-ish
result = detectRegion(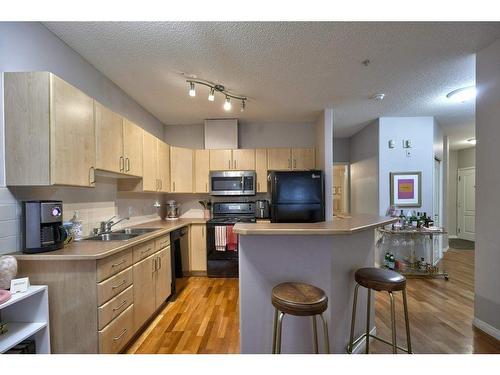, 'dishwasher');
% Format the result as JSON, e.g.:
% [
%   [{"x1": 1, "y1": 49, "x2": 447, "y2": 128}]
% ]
[{"x1": 170, "y1": 226, "x2": 189, "y2": 300}]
